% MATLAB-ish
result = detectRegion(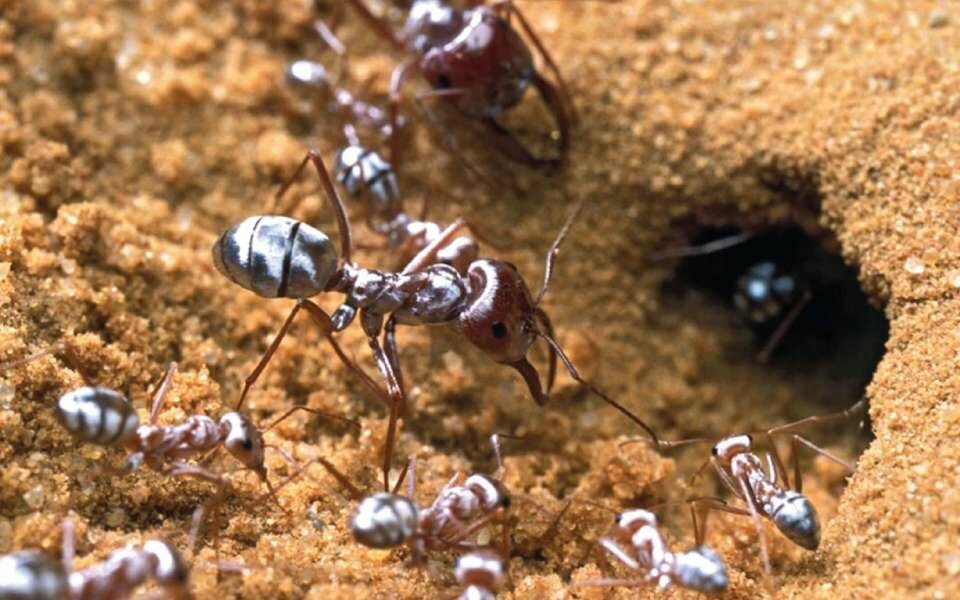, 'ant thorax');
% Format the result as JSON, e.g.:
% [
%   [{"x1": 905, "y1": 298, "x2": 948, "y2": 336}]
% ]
[
  {"x1": 332, "y1": 263, "x2": 469, "y2": 330},
  {"x1": 136, "y1": 416, "x2": 221, "y2": 460}
]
